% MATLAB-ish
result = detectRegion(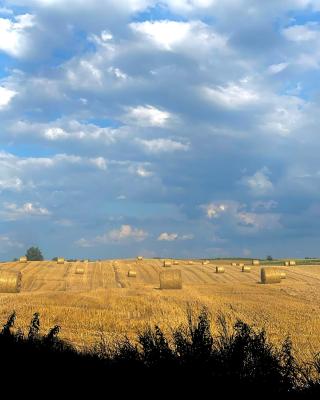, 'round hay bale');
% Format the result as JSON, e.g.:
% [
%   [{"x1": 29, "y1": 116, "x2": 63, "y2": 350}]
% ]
[
  {"x1": 289, "y1": 260, "x2": 296, "y2": 266},
  {"x1": 280, "y1": 272, "x2": 286, "y2": 279},
  {"x1": 231, "y1": 262, "x2": 237, "y2": 266},
  {"x1": 159, "y1": 269, "x2": 182, "y2": 290},
  {"x1": 128, "y1": 270, "x2": 137, "y2": 278},
  {"x1": 0, "y1": 270, "x2": 22, "y2": 293},
  {"x1": 260, "y1": 268, "x2": 281, "y2": 284},
  {"x1": 75, "y1": 267, "x2": 84, "y2": 274},
  {"x1": 239, "y1": 263, "x2": 245, "y2": 267},
  {"x1": 173, "y1": 260, "x2": 179, "y2": 265},
  {"x1": 163, "y1": 260, "x2": 172, "y2": 267},
  {"x1": 202, "y1": 260, "x2": 210, "y2": 265},
  {"x1": 188, "y1": 261, "x2": 194, "y2": 265},
  {"x1": 284, "y1": 261, "x2": 289, "y2": 266},
  {"x1": 19, "y1": 256, "x2": 27, "y2": 263},
  {"x1": 252, "y1": 259, "x2": 260, "y2": 266},
  {"x1": 57, "y1": 258, "x2": 65, "y2": 264},
  {"x1": 242, "y1": 266, "x2": 251, "y2": 273},
  {"x1": 216, "y1": 266, "x2": 225, "y2": 273},
  {"x1": 137, "y1": 256, "x2": 143, "y2": 261},
  {"x1": 83, "y1": 259, "x2": 89, "y2": 263}
]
